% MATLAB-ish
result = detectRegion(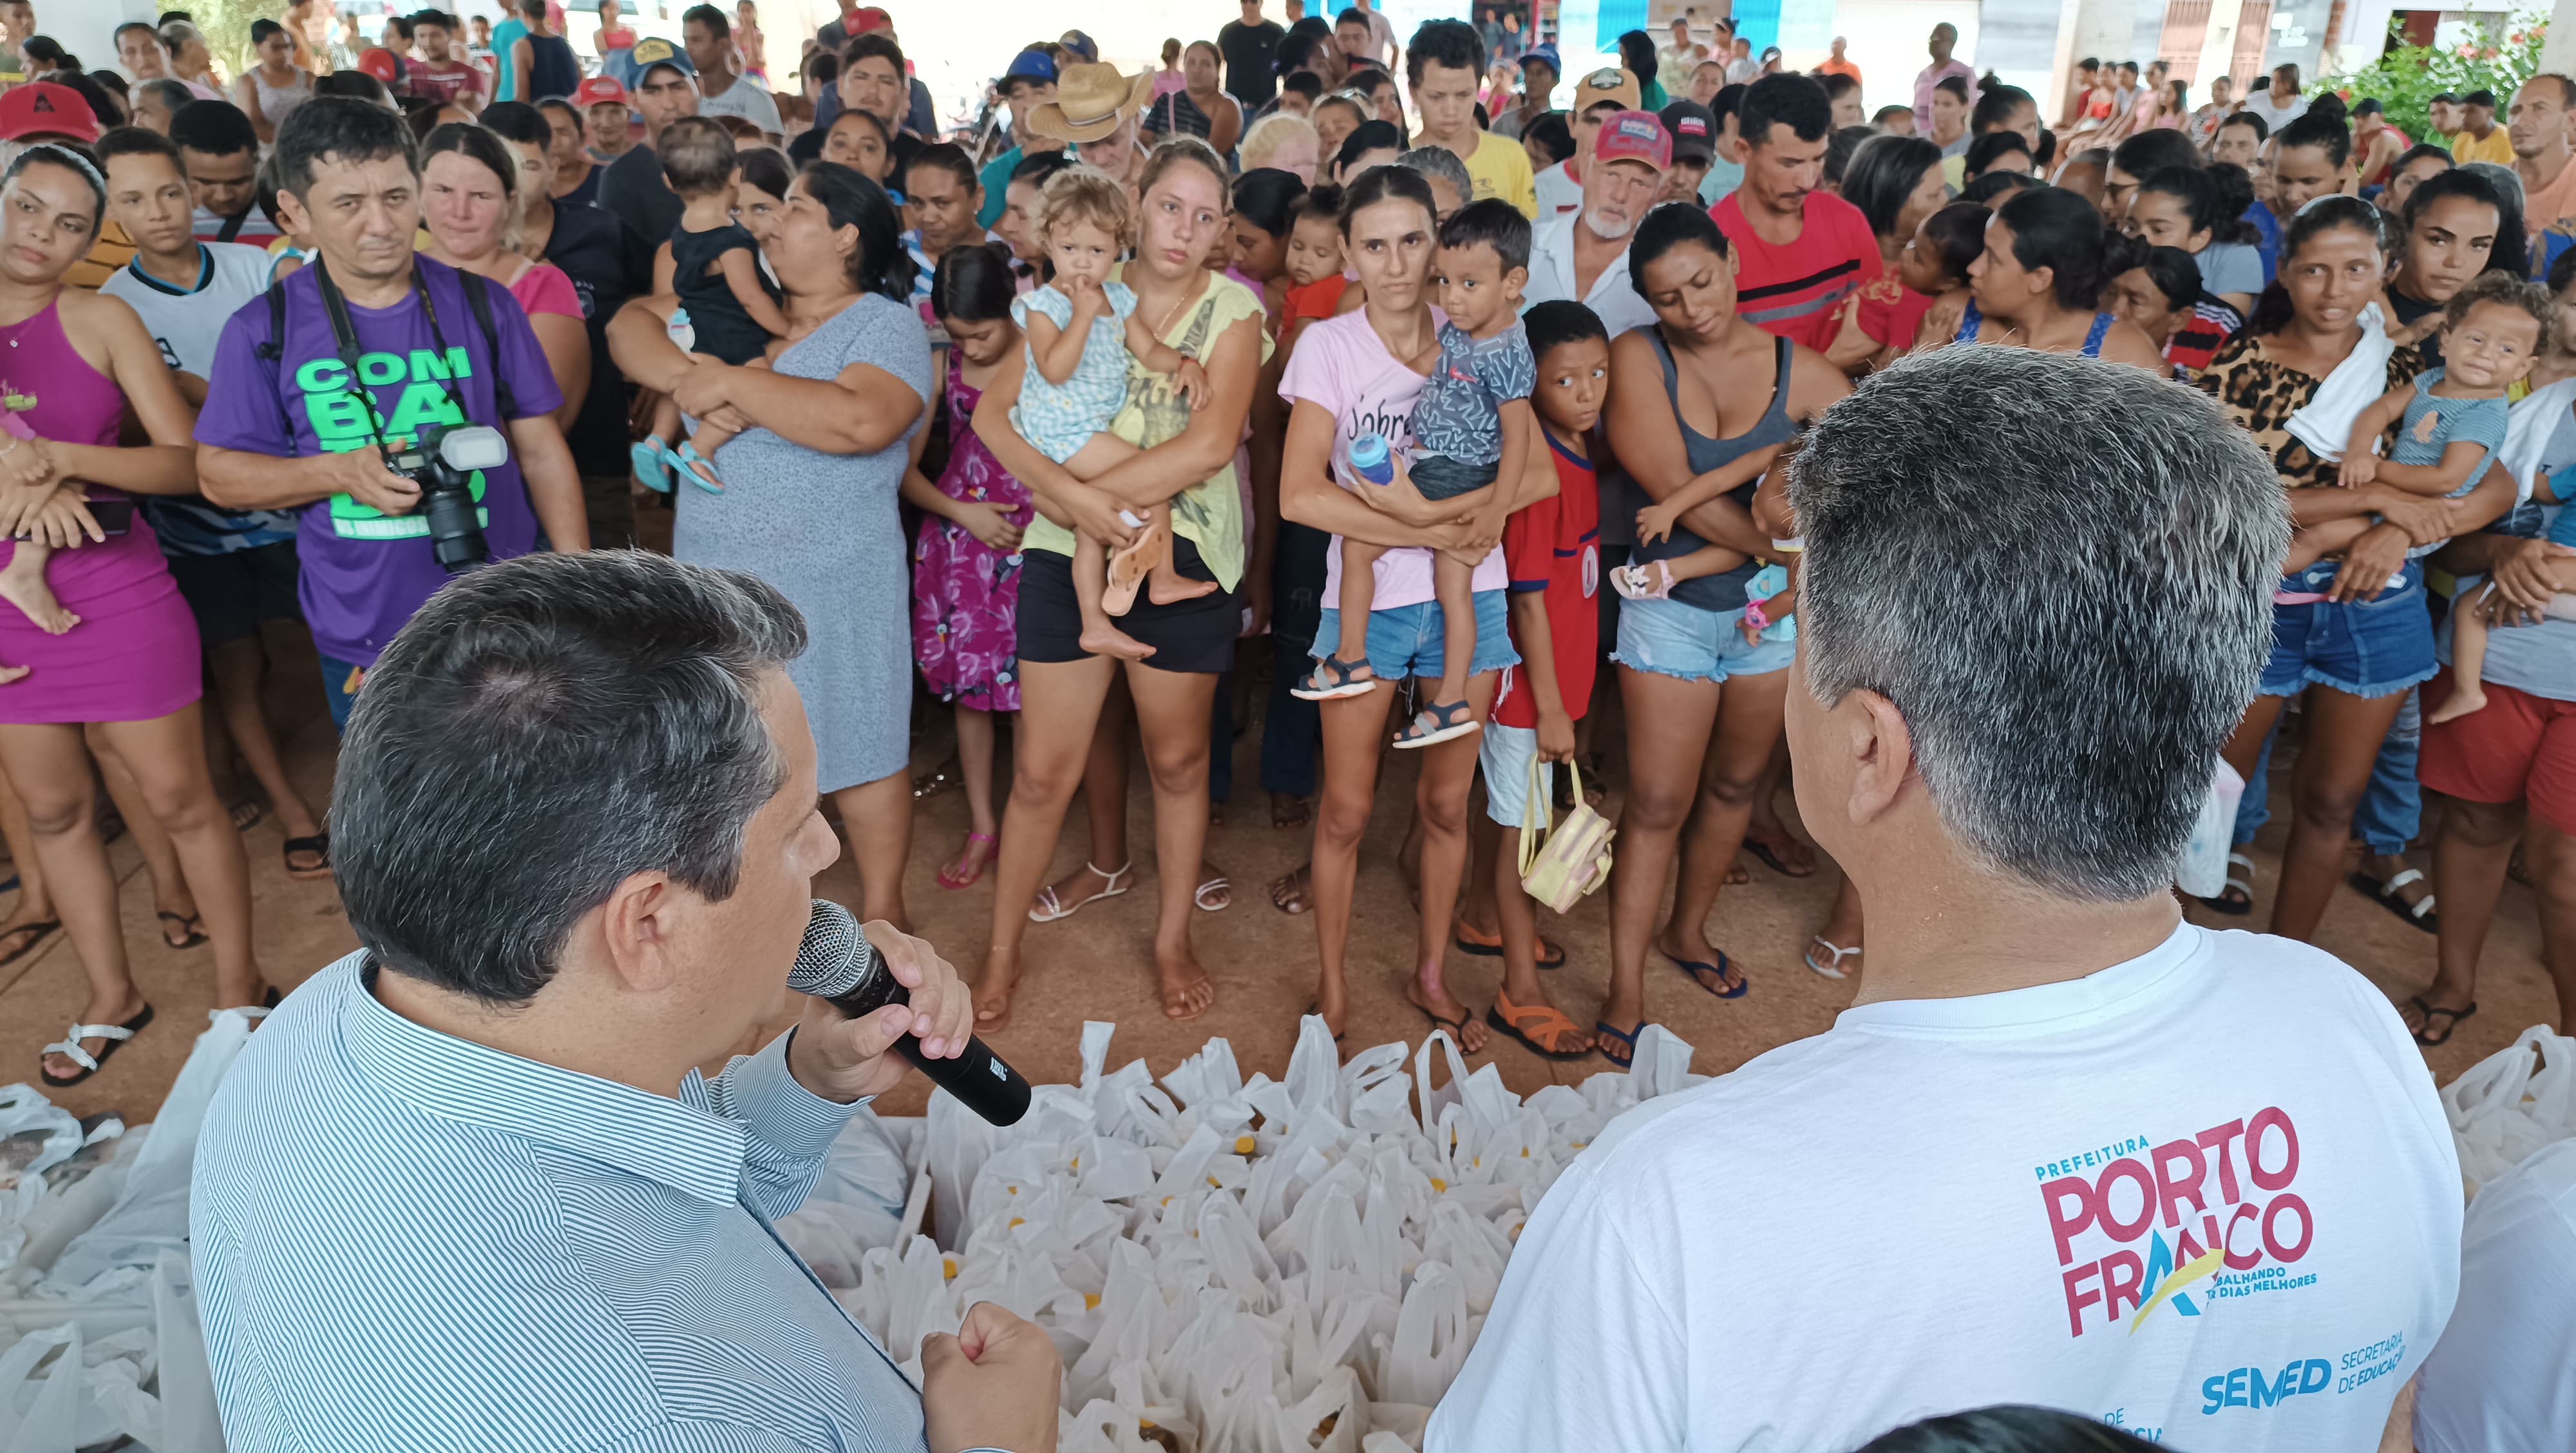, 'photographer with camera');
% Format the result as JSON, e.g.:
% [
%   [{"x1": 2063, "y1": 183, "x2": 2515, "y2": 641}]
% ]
[{"x1": 196, "y1": 97, "x2": 585, "y2": 731}]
